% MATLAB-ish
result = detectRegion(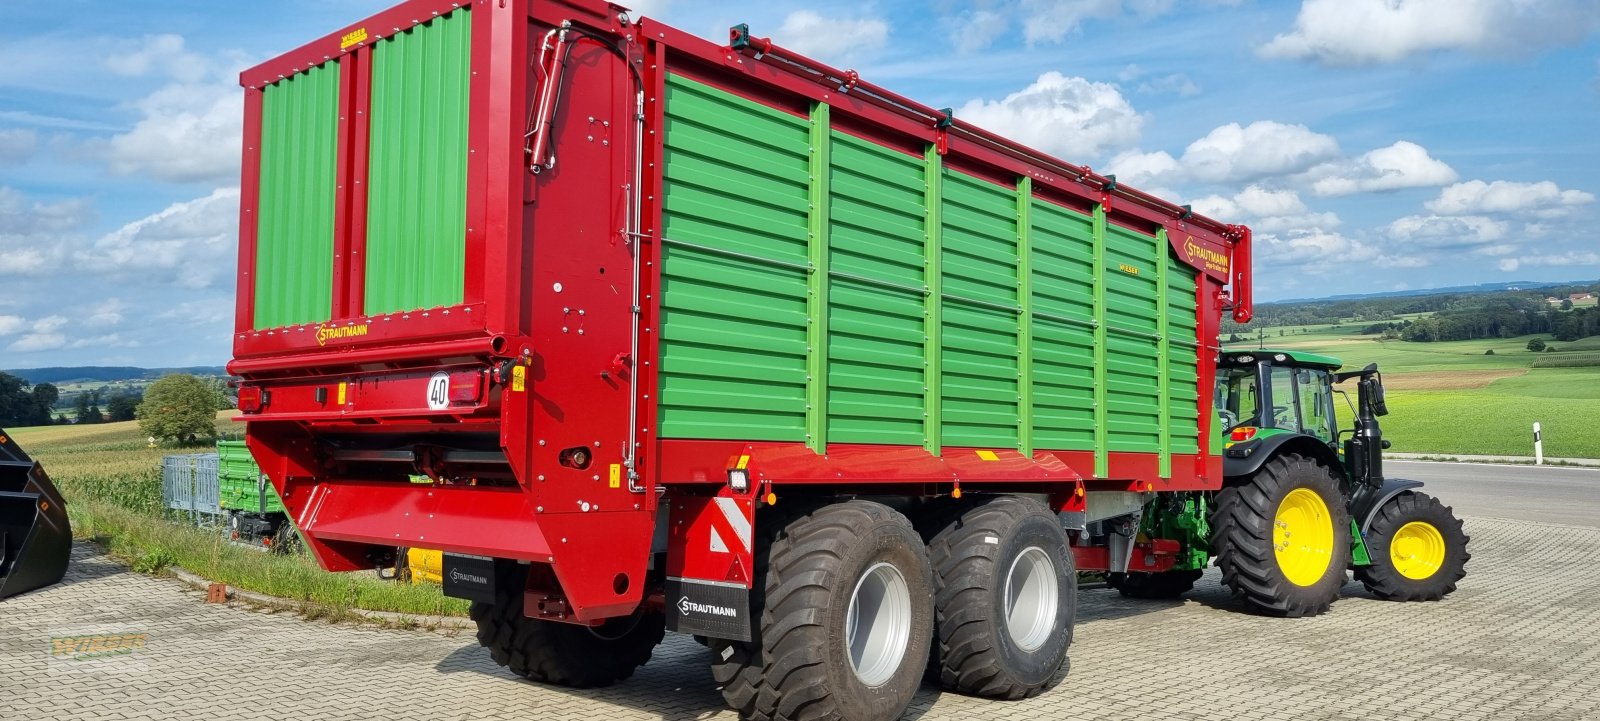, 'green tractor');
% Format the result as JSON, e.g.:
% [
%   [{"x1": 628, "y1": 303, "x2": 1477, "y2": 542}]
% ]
[{"x1": 1110, "y1": 349, "x2": 1470, "y2": 616}]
